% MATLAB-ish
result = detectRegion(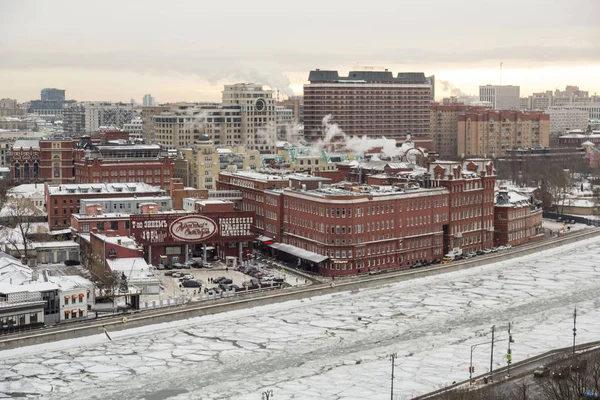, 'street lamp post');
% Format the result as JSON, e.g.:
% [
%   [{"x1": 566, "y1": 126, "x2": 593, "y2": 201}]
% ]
[
  {"x1": 261, "y1": 389, "x2": 274, "y2": 400},
  {"x1": 390, "y1": 353, "x2": 397, "y2": 400},
  {"x1": 573, "y1": 307, "x2": 577, "y2": 354}
]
